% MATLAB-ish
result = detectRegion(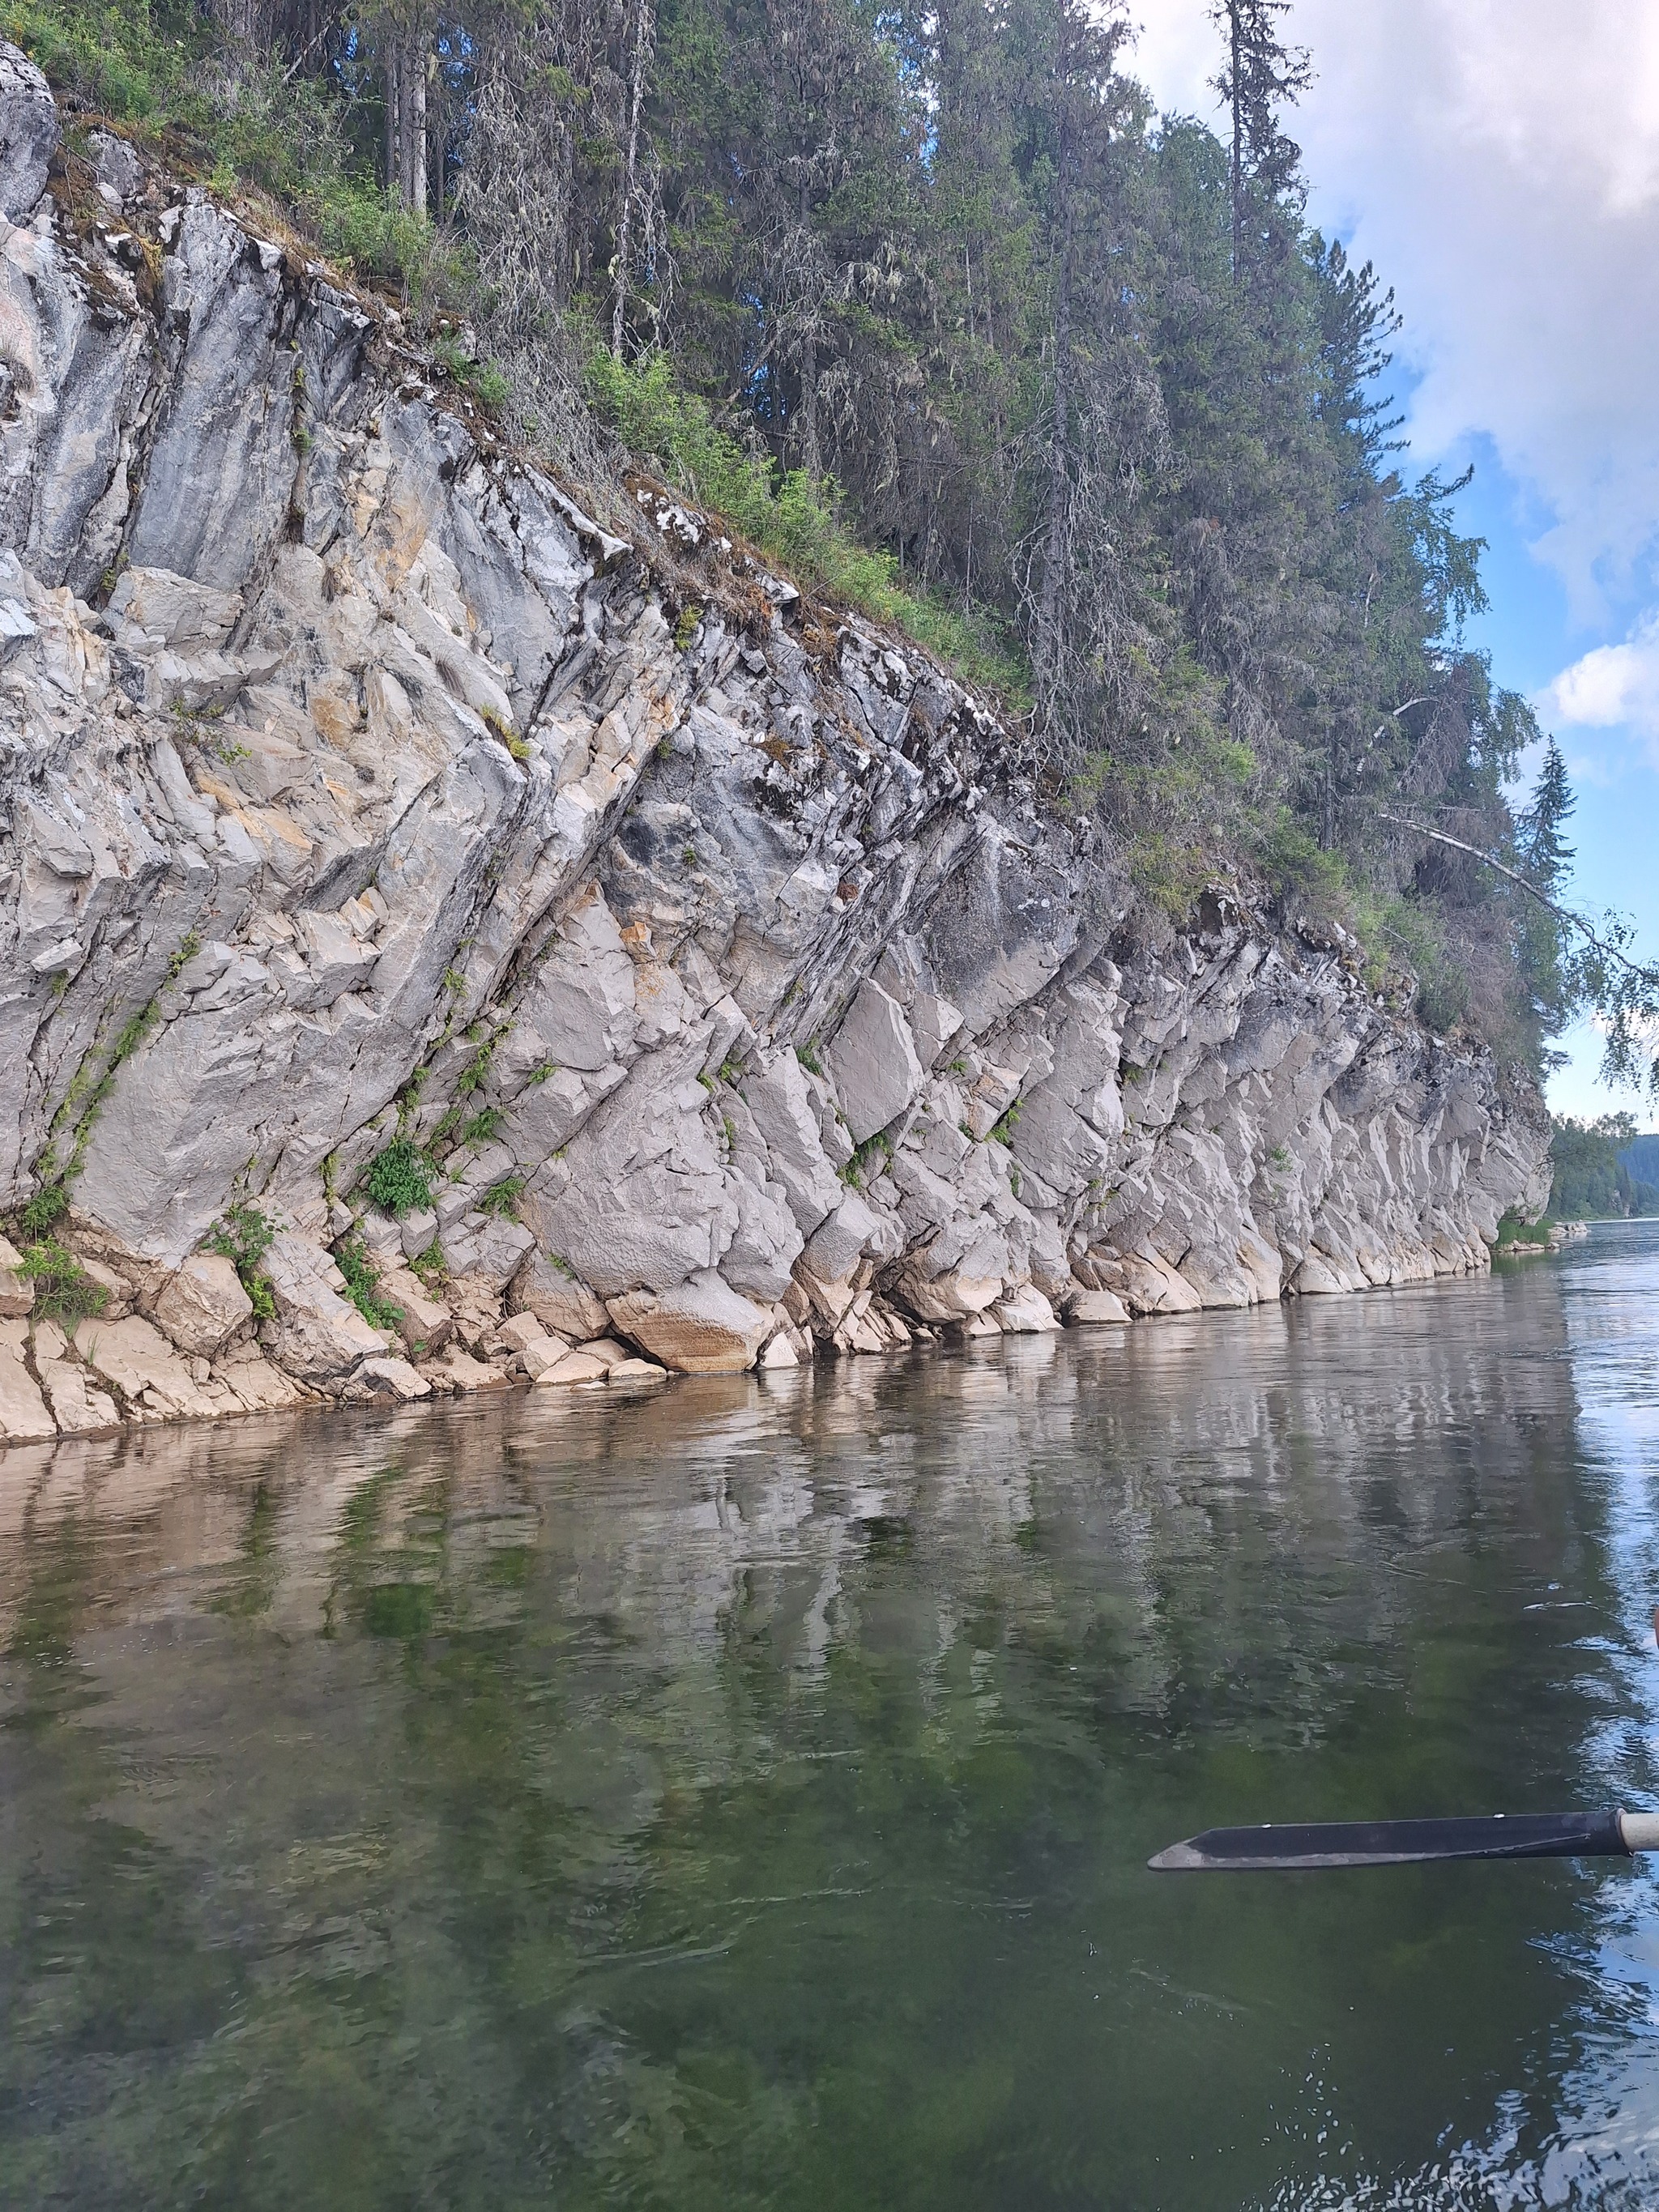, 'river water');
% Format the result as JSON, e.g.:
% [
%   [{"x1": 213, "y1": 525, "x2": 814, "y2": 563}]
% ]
[{"x1": 6, "y1": 1225, "x2": 1659, "y2": 2209}]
